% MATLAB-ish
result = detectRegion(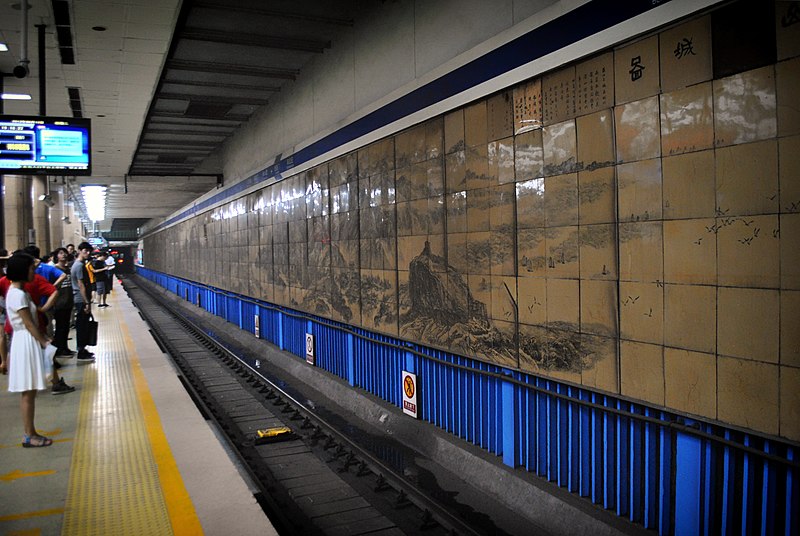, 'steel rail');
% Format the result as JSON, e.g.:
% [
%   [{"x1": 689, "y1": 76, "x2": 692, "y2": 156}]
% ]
[{"x1": 132, "y1": 276, "x2": 484, "y2": 536}]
